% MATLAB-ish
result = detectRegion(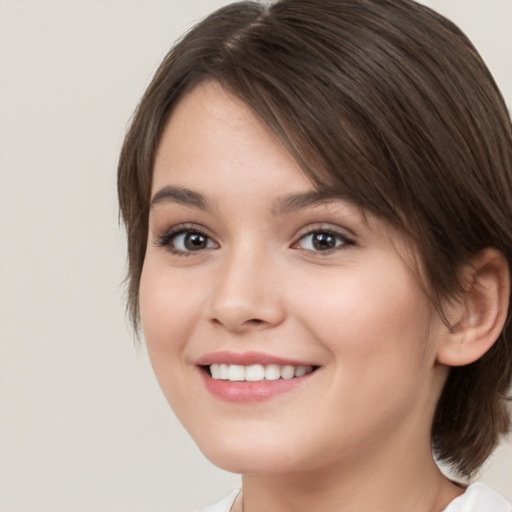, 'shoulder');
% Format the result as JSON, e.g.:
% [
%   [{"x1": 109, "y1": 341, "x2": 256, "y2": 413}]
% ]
[
  {"x1": 196, "y1": 489, "x2": 240, "y2": 512},
  {"x1": 443, "y1": 483, "x2": 512, "y2": 512}
]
